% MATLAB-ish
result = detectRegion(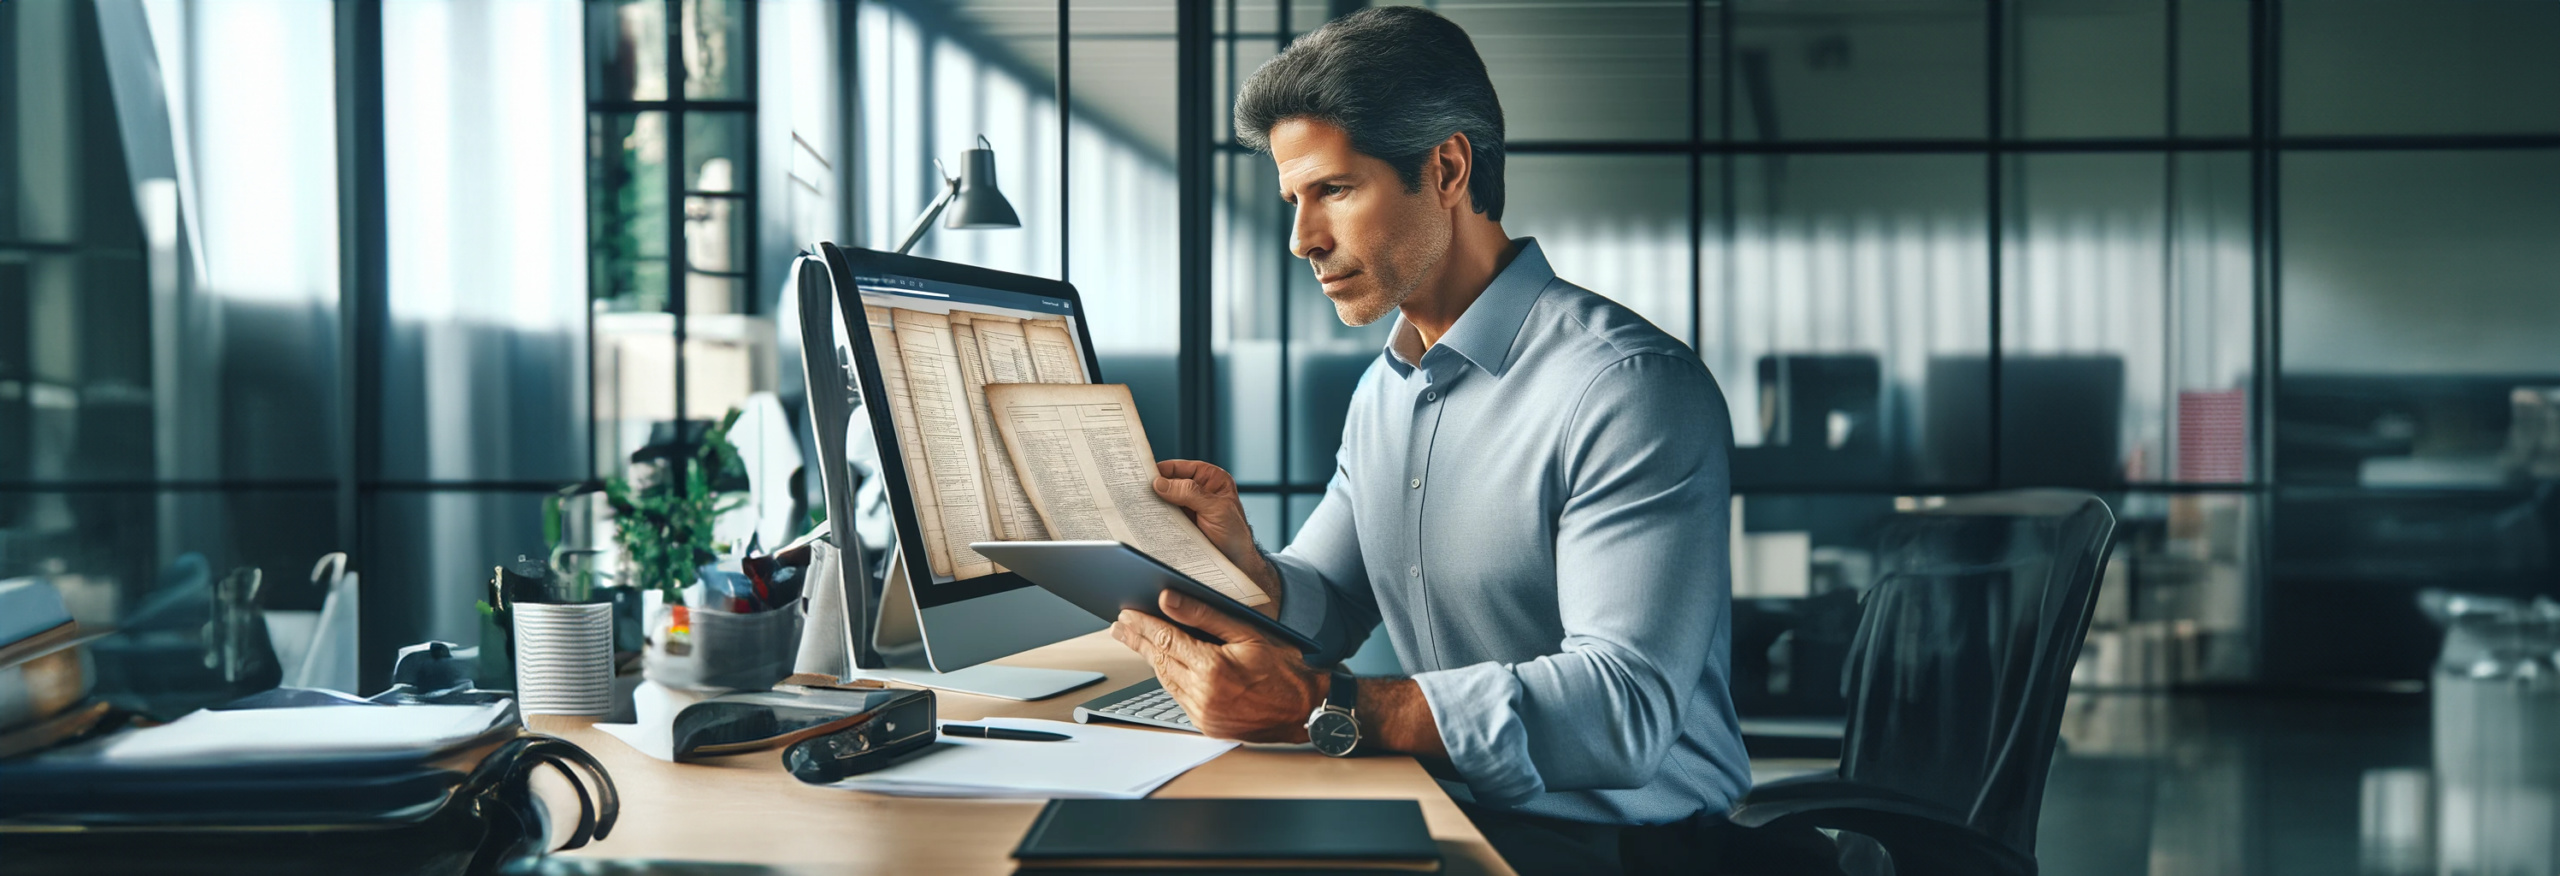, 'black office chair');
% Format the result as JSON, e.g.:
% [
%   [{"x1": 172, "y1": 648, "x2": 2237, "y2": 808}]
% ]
[{"x1": 1727, "y1": 490, "x2": 2118, "y2": 876}]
